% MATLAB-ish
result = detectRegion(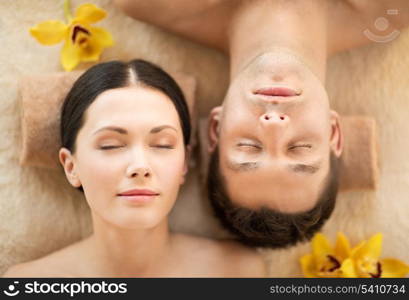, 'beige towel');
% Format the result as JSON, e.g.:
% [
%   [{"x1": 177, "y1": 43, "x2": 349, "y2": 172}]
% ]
[{"x1": 19, "y1": 70, "x2": 197, "y2": 169}]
